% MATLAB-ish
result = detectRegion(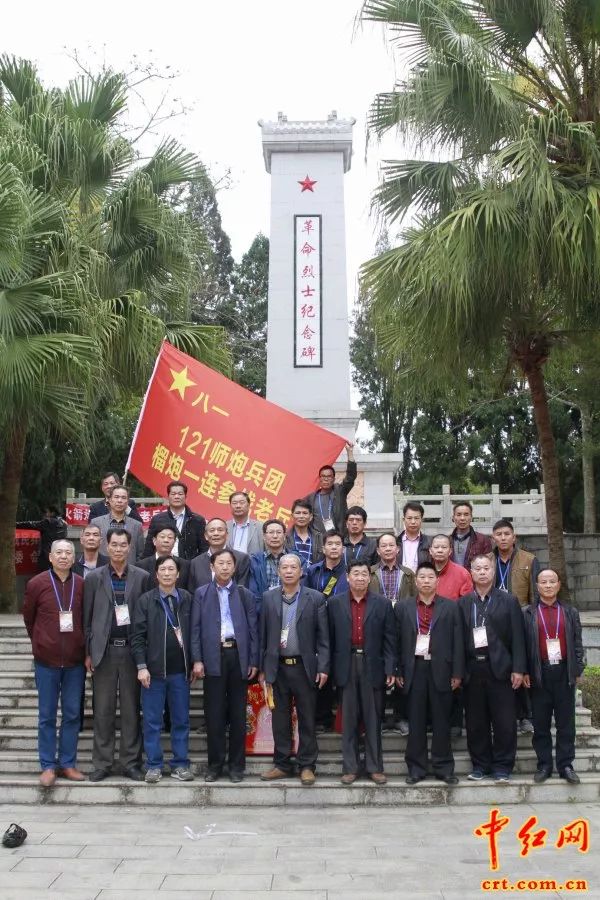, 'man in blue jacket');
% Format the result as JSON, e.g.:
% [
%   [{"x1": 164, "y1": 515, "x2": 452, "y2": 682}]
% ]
[
  {"x1": 248, "y1": 519, "x2": 300, "y2": 613},
  {"x1": 191, "y1": 549, "x2": 259, "y2": 783}
]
